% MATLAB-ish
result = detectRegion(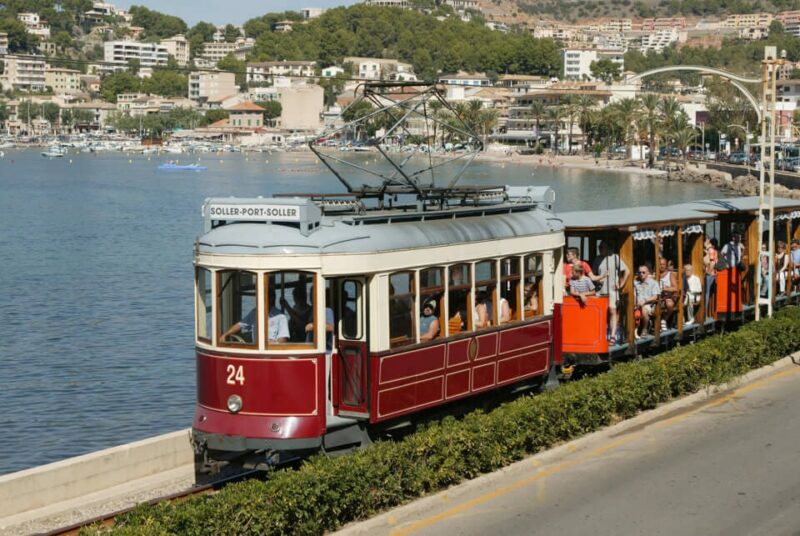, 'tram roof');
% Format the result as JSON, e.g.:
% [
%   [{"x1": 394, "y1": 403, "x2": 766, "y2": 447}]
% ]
[
  {"x1": 197, "y1": 206, "x2": 563, "y2": 255},
  {"x1": 560, "y1": 205, "x2": 712, "y2": 231},
  {"x1": 674, "y1": 196, "x2": 800, "y2": 214}
]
